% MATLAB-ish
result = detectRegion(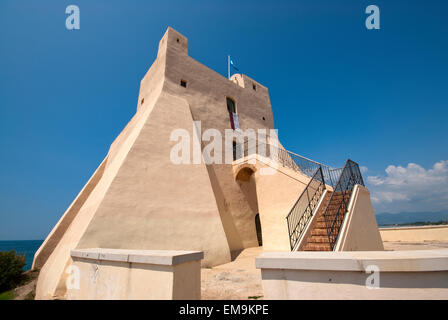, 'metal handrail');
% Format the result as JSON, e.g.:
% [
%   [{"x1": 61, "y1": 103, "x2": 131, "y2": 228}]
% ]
[
  {"x1": 322, "y1": 159, "x2": 365, "y2": 250},
  {"x1": 284, "y1": 149, "x2": 324, "y2": 166},
  {"x1": 241, "y1": 142, "x2": 339, "y2": 187},
  {"x1": 286, "y1": 166, "x2": 326, "y2": 251}
]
